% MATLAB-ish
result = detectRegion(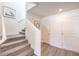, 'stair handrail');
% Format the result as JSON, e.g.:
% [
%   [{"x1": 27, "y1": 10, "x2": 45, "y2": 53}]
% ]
[
  {"x1": 0, "y1": 14, "x2": 6, "y2": 44},
  {"x1": 18, "y1": 18, "x2": 25, "y2": 23}
]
